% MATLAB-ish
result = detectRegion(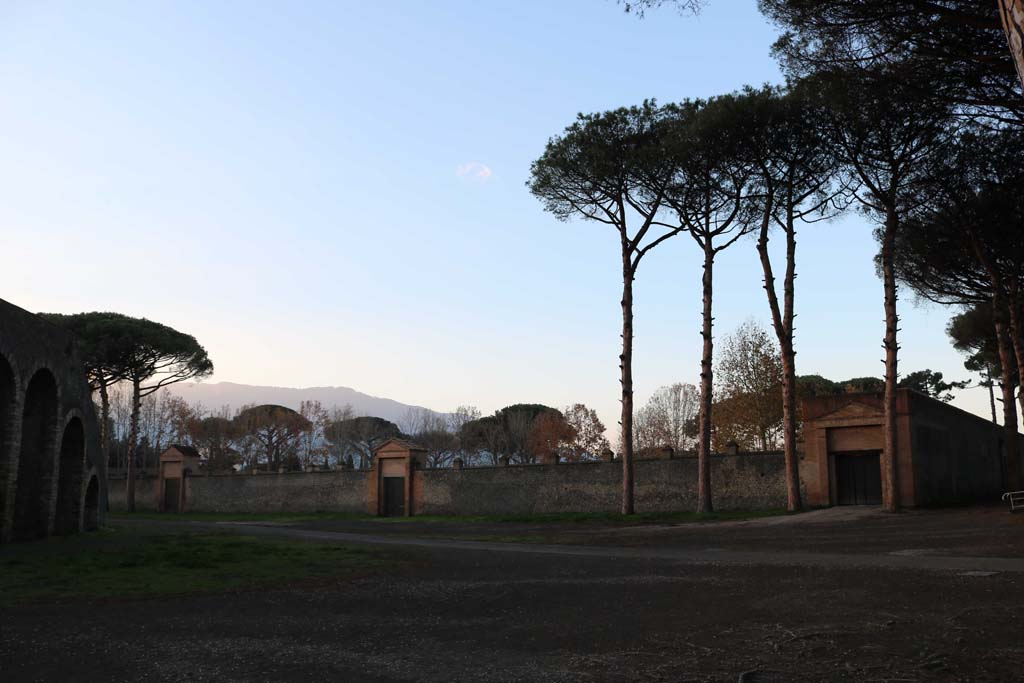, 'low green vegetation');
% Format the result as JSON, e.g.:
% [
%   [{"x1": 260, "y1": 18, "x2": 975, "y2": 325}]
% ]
[
  {"x1": 110, "y1": 508, "x2": 787, "y2": 525},
  {"x1": 387, "y1": 509, "x2": 790, "y2": 525},
  {"x1": 0, "y1": 527, "x2": 404, "y2": 607},
  {"x1": 109, "y1": 510, "x2": 369, "y2": 523}
]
